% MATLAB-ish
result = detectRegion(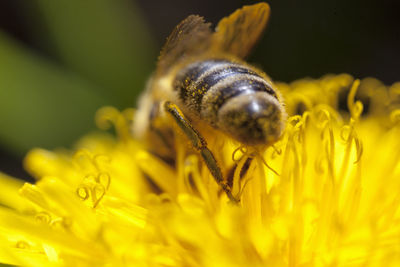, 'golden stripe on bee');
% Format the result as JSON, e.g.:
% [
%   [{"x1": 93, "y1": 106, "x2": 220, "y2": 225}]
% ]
[{"x1": 133, "y1": 2, "x2": 286, "y2": 203}]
